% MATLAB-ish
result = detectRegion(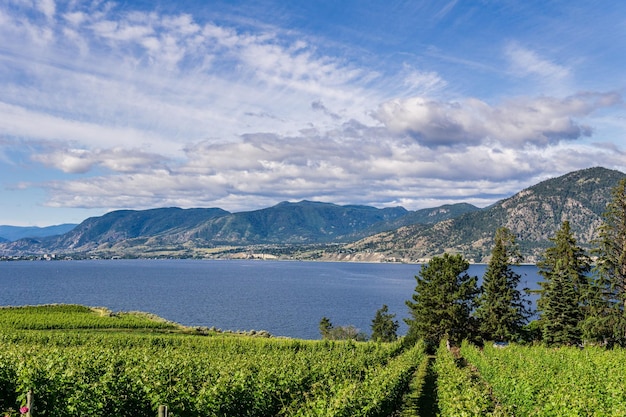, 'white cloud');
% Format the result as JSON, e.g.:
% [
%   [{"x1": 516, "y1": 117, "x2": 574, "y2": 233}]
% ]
[
  {"x1": 32, "y1": 147, "x2": 168, "y2": 174},
  {"x1": 0, "y1": 0, "x2": 385, "y2": 155},
  {"x1": 0, "y1": 101, "x2": 176, "y2": 154},
  {"x1": 402, "y1": 67, "x2": 447, "y2": 95},
  {"x1": 34, "y1": 120, "x2": 626, "y2": 212},
  {"x1": 38, "y1": 0, "x2": 56, "y2": 20},
  {"x1": 433, "y1": 0, "x2": 458, "y2": 21},
  {"x1": 375, "y1": 92, "x2": 621, "y2": 148}
]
